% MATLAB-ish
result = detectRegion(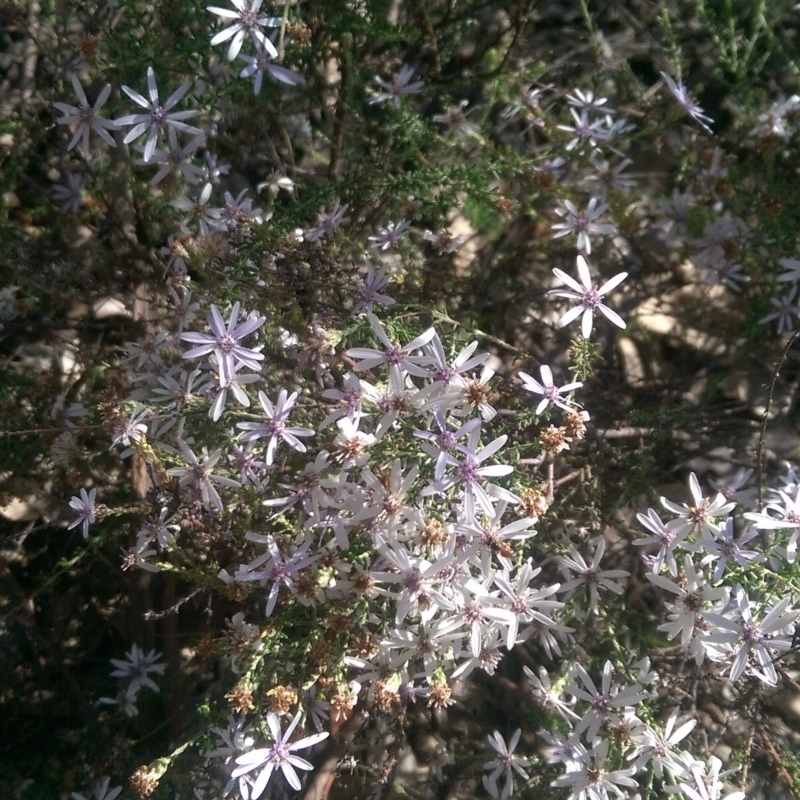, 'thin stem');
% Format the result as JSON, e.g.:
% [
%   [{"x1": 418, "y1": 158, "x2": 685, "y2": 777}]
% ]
[{"x1": 755, "y1": 330, "x2": 799, "y2": 510}]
